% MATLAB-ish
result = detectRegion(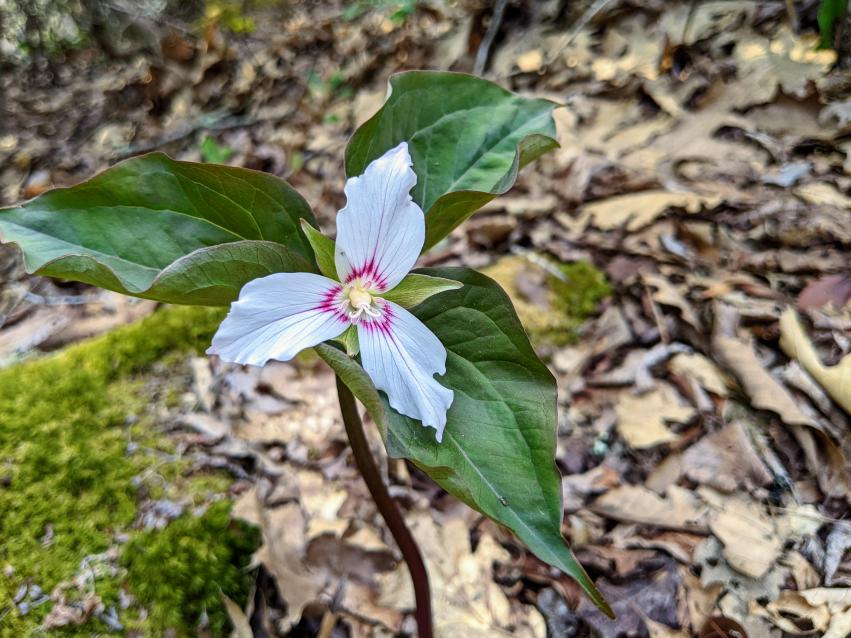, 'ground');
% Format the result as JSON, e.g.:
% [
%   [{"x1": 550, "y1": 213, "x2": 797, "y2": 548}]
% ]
[{"x1": 1, "y1": 1, "x2": 850, "y2": 637}]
